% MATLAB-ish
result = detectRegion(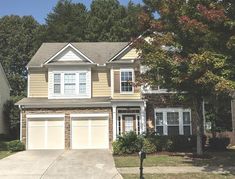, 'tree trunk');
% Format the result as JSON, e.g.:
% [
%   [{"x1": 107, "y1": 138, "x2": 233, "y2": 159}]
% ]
[{"x1": 193, "y1": 97, "x2": 204, "y2": 155}]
